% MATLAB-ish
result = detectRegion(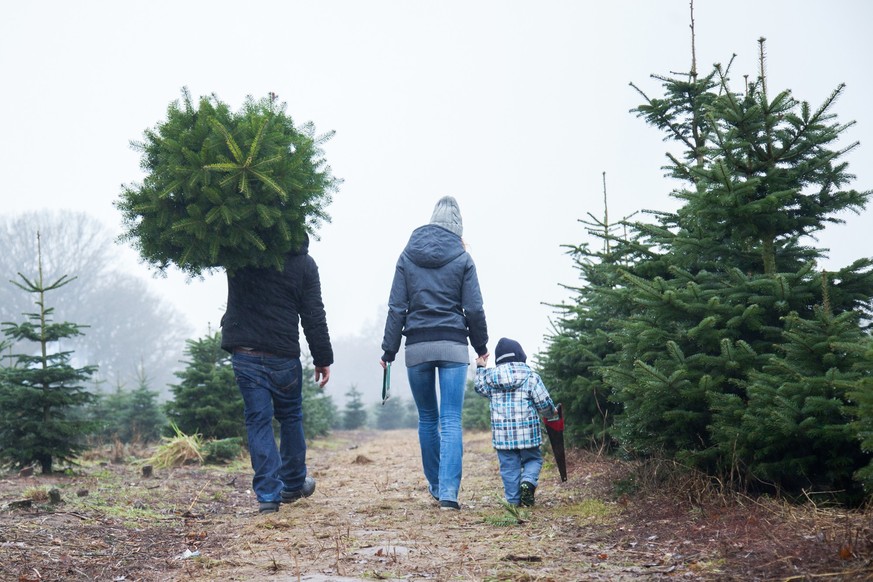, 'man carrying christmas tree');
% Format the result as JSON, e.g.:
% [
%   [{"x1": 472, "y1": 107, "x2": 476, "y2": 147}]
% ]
[{"x1": 220, "y1": 234, "x2": 334, "y2": 514}]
